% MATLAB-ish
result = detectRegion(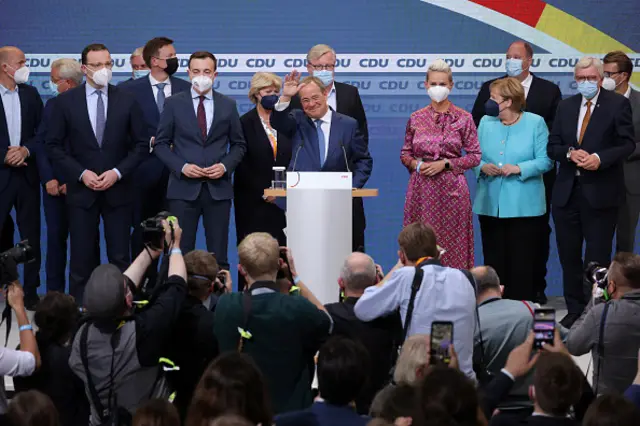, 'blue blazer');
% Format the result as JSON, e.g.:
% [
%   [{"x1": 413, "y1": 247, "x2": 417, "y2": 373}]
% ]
[
  {"x1": 276, "y1": 401, "x2": 370, "y2": 426},
  {"x1": 270, "y1": 107, "x2": 372, "y2": 189},
  {"x1": 119, "y1": 75, "x2": 191, "y2": 190},
  {"x1": 45, "y1": 83, "x2": 149, "y2": 208},
  {"x1": 473, "y1": 112, "x2": 553, "y2": 218},
  {"x1": 154, "y1": 90, "x2": 247, "y2": 201},
  {"x1": 0, "y1": 83, "x2": 43, "y2": 193}
]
